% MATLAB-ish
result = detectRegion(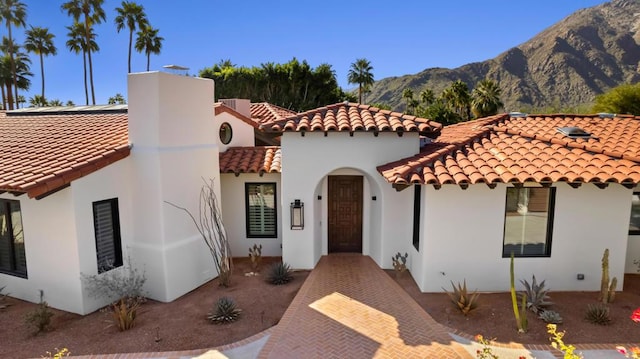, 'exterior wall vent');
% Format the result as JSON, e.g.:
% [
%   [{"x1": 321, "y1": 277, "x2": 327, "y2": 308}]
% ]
[
  {"x1": 509, "y1": 112, "x2": 528, "y2": 118},
  {"x1": 557, "y1": 126, "x2": 594, "y2": 139},
  {"x1": 220, "y1": 98, "x2": 251, "y2": 118}
]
